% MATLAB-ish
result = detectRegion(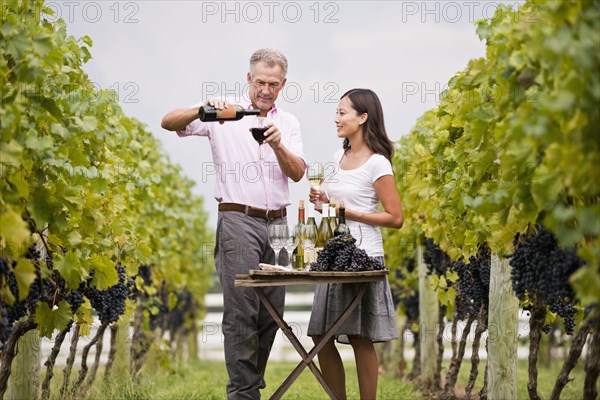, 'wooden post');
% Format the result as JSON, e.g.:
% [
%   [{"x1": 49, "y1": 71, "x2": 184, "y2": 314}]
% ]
[
  {"x1": 418, "y1": 245, "x2": 438, "y2": 388},
  {"x1": 487, "y1": 255, "x2": 518, "y2": 400},
  {"x1": 188, "y1": 324, "x2": 199, "y2": 362},
  {"x1": 7, "y1": 329, "x2": 41, "y2": 400},
  {"x1": 113, "y1": 317, "x2": 131, "y2": 383}
]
